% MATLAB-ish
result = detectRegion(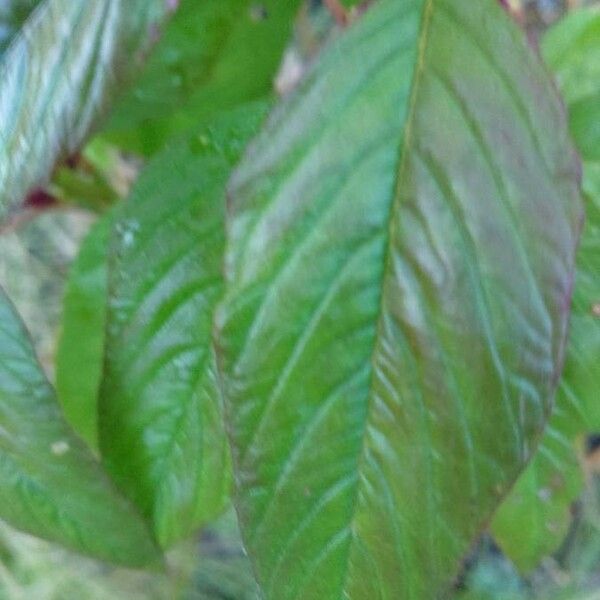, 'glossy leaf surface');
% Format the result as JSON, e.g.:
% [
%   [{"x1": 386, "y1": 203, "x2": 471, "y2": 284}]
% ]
[
  {"x1": 216, "y1": 0, "x2": 582, "y2": 597},
  {"x1": 492, "y1": 10, "x2": 600, "y2": 570},
  {"x1": 0, "y1": 287, "x2": 159, "y2": 566},
  {"x1": 493, "y1": 164, "x2": 600, "y2": 571},
  {"x1": 0, "y1": 0, "x2": 174, "y2": 222},
  {"x1": 99, "y1": 105, "x2": 267, "y2": 547},
  {"x1": 104, "y1": 0, "x2": 301, "y2": 156}
]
